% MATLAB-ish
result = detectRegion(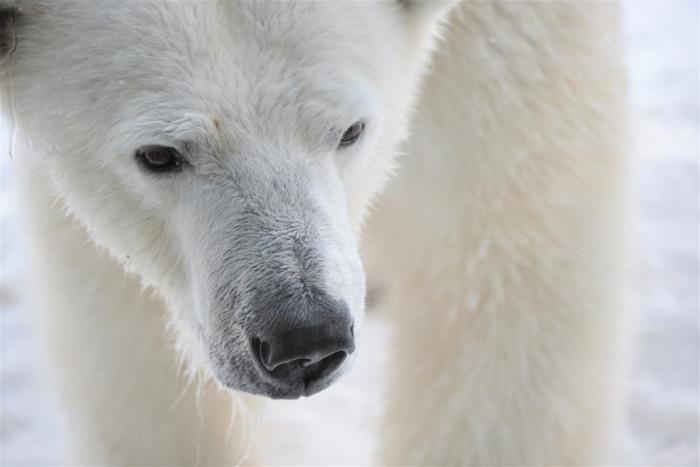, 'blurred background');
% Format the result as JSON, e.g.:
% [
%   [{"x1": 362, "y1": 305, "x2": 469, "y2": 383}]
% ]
[{"x1": 1, "y1": 1, "x2": 698, "y2": 465}]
